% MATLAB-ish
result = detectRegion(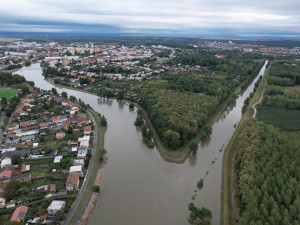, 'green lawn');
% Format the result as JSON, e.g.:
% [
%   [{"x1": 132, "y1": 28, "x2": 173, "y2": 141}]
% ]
[{"x1": 0, "y1": 89, "x2": 19, "y2": 99}]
